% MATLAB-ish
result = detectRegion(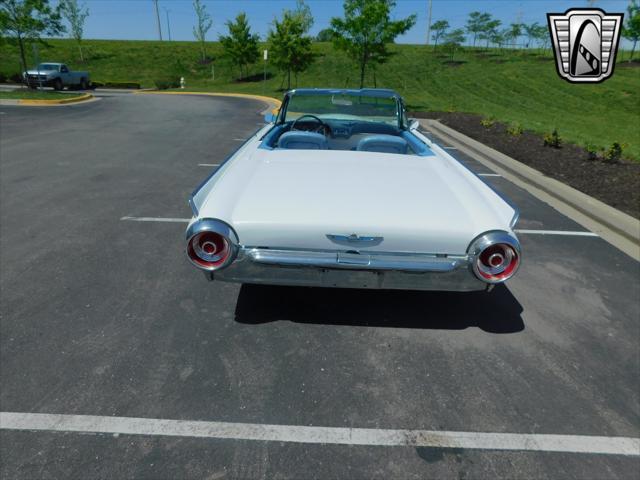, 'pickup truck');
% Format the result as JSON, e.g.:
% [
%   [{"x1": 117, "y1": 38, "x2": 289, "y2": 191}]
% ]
[{"x1": 23, "y1": 63, "x2": 90, "y2": 90}]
